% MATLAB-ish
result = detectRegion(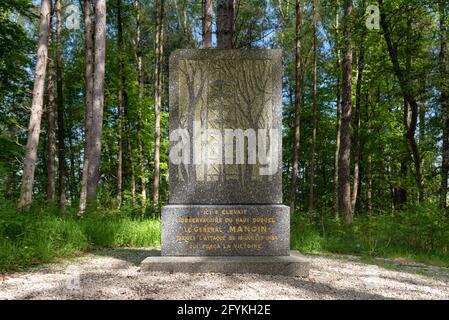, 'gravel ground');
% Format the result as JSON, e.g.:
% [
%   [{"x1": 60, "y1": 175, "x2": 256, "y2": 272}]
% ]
[{"x1": 1, "y1": 248, "x2": 448, "y2": 300}]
